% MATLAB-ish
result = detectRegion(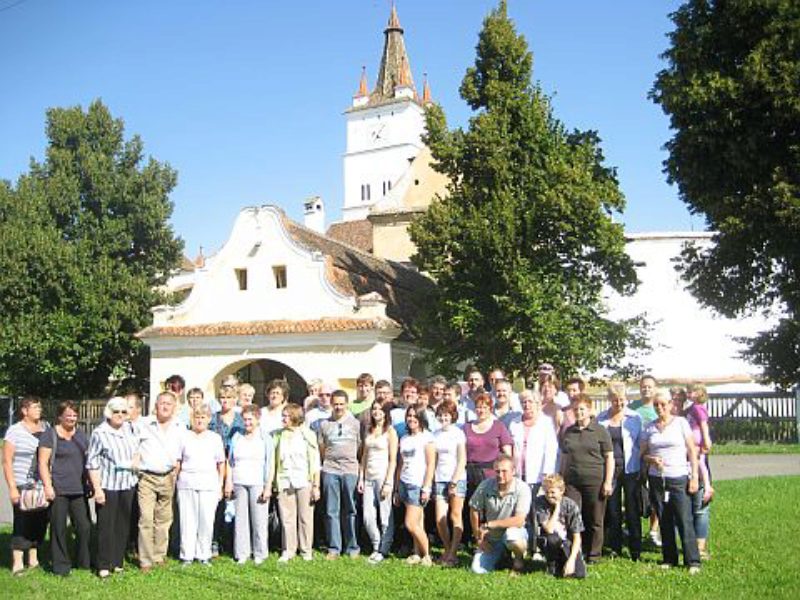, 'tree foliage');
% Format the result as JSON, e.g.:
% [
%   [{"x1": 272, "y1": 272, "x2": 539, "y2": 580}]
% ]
[
  {"x1": 409, "y1": 1, "x2": 642, "y2": 380},
  {"x1": 651, "y1": 0, "x2": 800, "y2": 386},
  {"x1": 0, "y1": 100, "x2": 183, "y2": 397}
]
